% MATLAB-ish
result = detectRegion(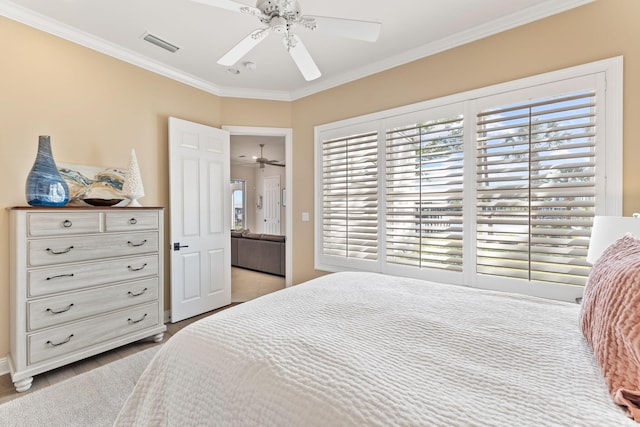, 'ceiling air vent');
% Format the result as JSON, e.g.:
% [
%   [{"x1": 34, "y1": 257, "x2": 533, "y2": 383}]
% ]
[{"x1": 143, "y1": 33, "x2": 180, "y2": 53}]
